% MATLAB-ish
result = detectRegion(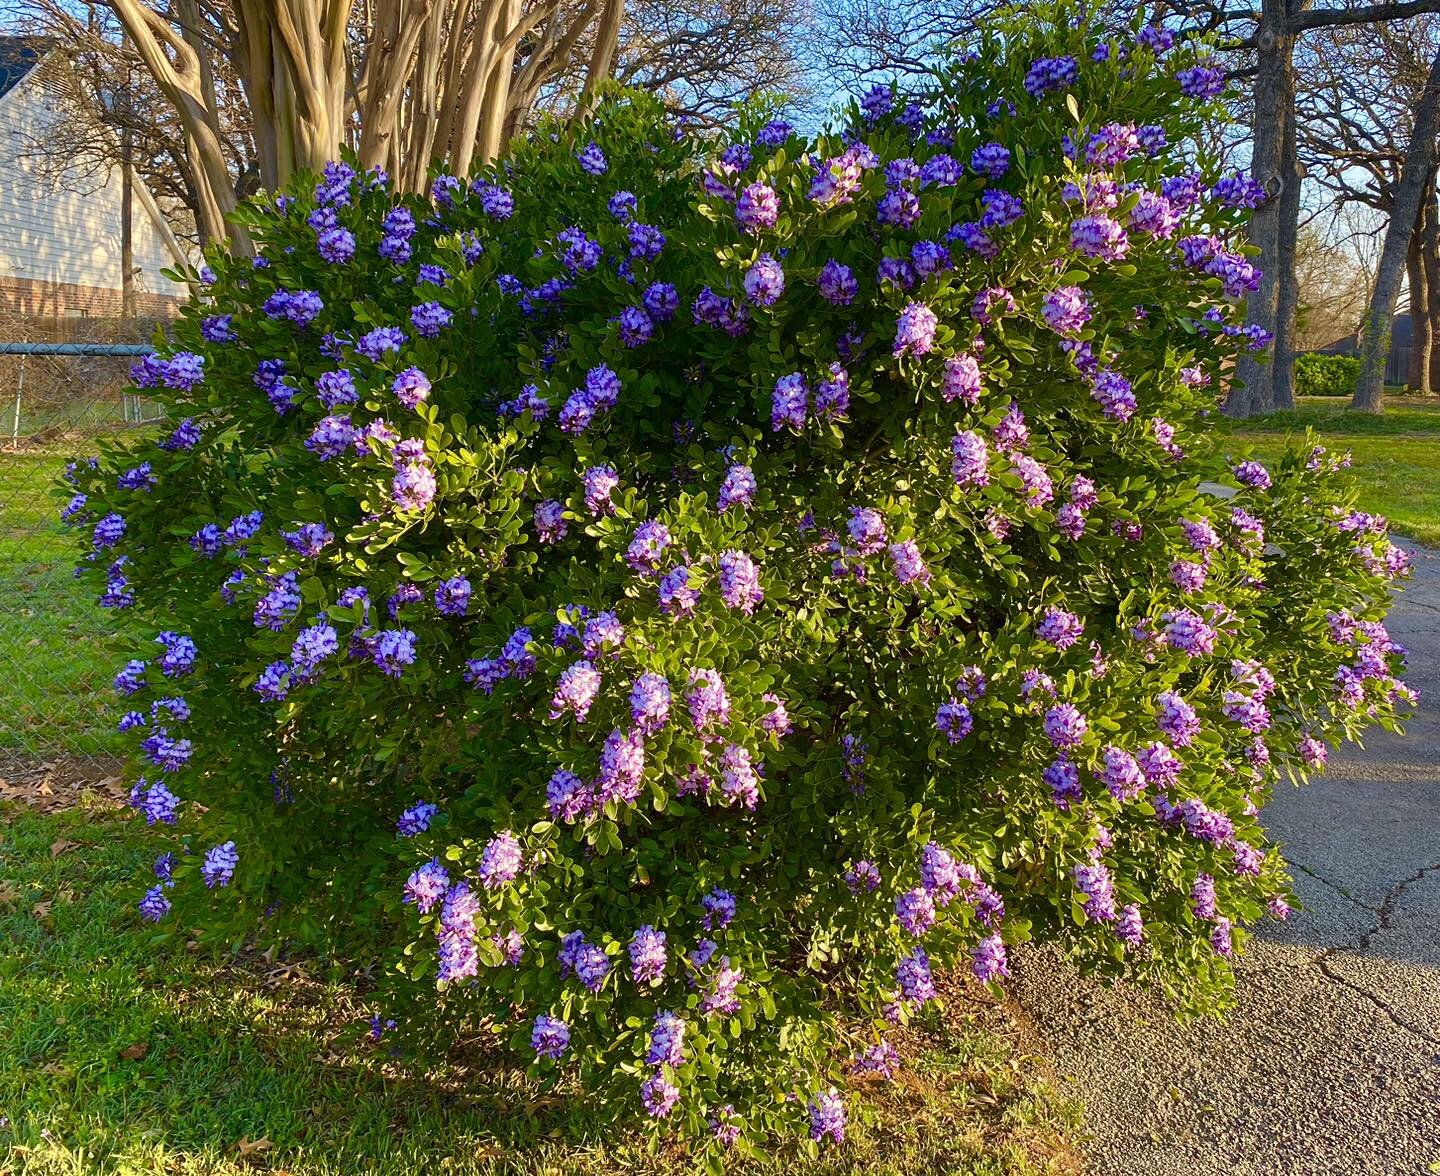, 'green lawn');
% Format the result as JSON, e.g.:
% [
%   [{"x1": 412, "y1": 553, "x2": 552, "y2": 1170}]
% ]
[
  {"x1": 0, "y1": 801, "x2": 1081, "y2": 1176},
  {"x1": 0, "y1": 454, "x2": 123, "y2": 762},
  {"x1": 1226, "y1": 396, "x2": 1440, "y2": 547}
]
